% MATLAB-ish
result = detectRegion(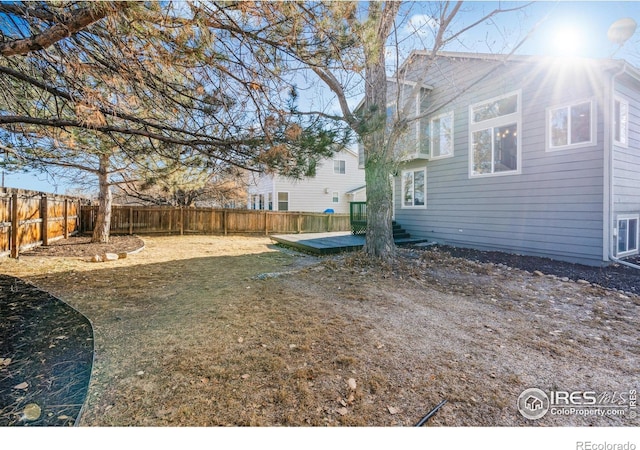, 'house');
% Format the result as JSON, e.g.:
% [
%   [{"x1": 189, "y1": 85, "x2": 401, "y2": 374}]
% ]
[
  {"x1": 247, "y1": 148, "x2": 365, "y2": 214},
  {"x1": 366, "y1": 51, "x2": 640, "y2": 266}
]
